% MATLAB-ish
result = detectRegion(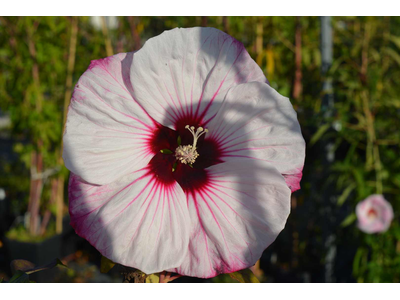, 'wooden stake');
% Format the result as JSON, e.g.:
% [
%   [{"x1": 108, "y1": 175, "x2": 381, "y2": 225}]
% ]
[{"x1": 293, "y1": 16, "x2": 303, "y2": 100}]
